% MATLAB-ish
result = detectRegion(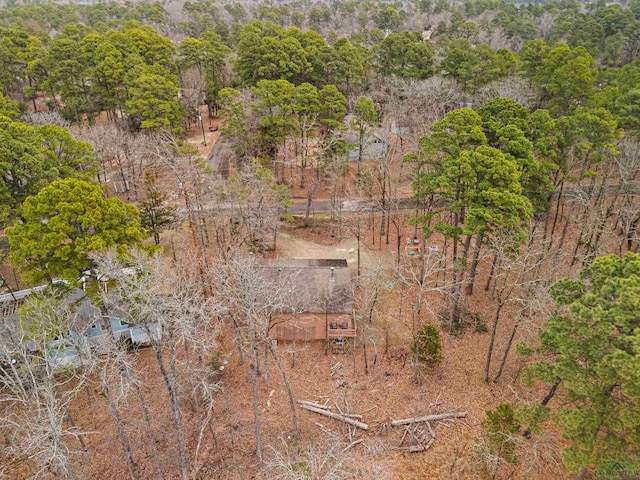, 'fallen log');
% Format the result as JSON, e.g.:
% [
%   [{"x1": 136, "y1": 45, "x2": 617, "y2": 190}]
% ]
[
  {"x1": 299, "y1": 404, "x2": 369, "y2": 430},
  {"x1": 423, "y1": 436, "x2": 435, "y2": 451},
  {"x1": 343, "y1": 413, "x2": 363, "y2": 419},
  {"x1": 424, "y1": 422, "x2": 436, "y2": 450},
  {"x1": 334, "y1": 403, "x2": 362, "y2": 419},
  {"x1": 299, "y1": 400, "x2": 331, "y2": 411},
  {"x1": 391, "y1": 412, "x2": 467, "y2": 427}
]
